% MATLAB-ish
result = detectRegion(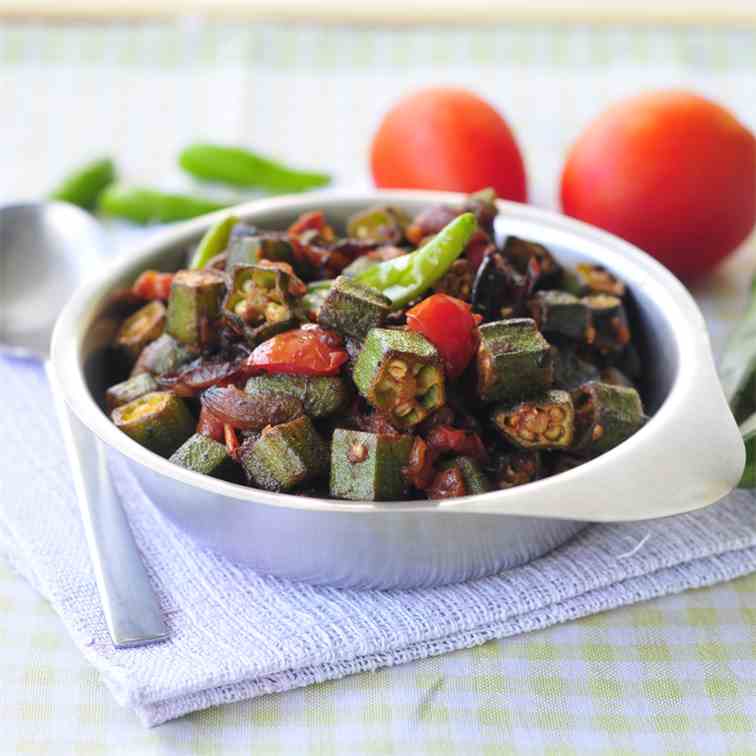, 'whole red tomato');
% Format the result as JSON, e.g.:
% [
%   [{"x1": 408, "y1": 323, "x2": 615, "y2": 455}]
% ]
[
  {"x1": 561, "y1": 90, "x2": 756, "y2": 280},
  {"x1": 371, "y1": 87, "x2": 527, "y2": 202}
]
